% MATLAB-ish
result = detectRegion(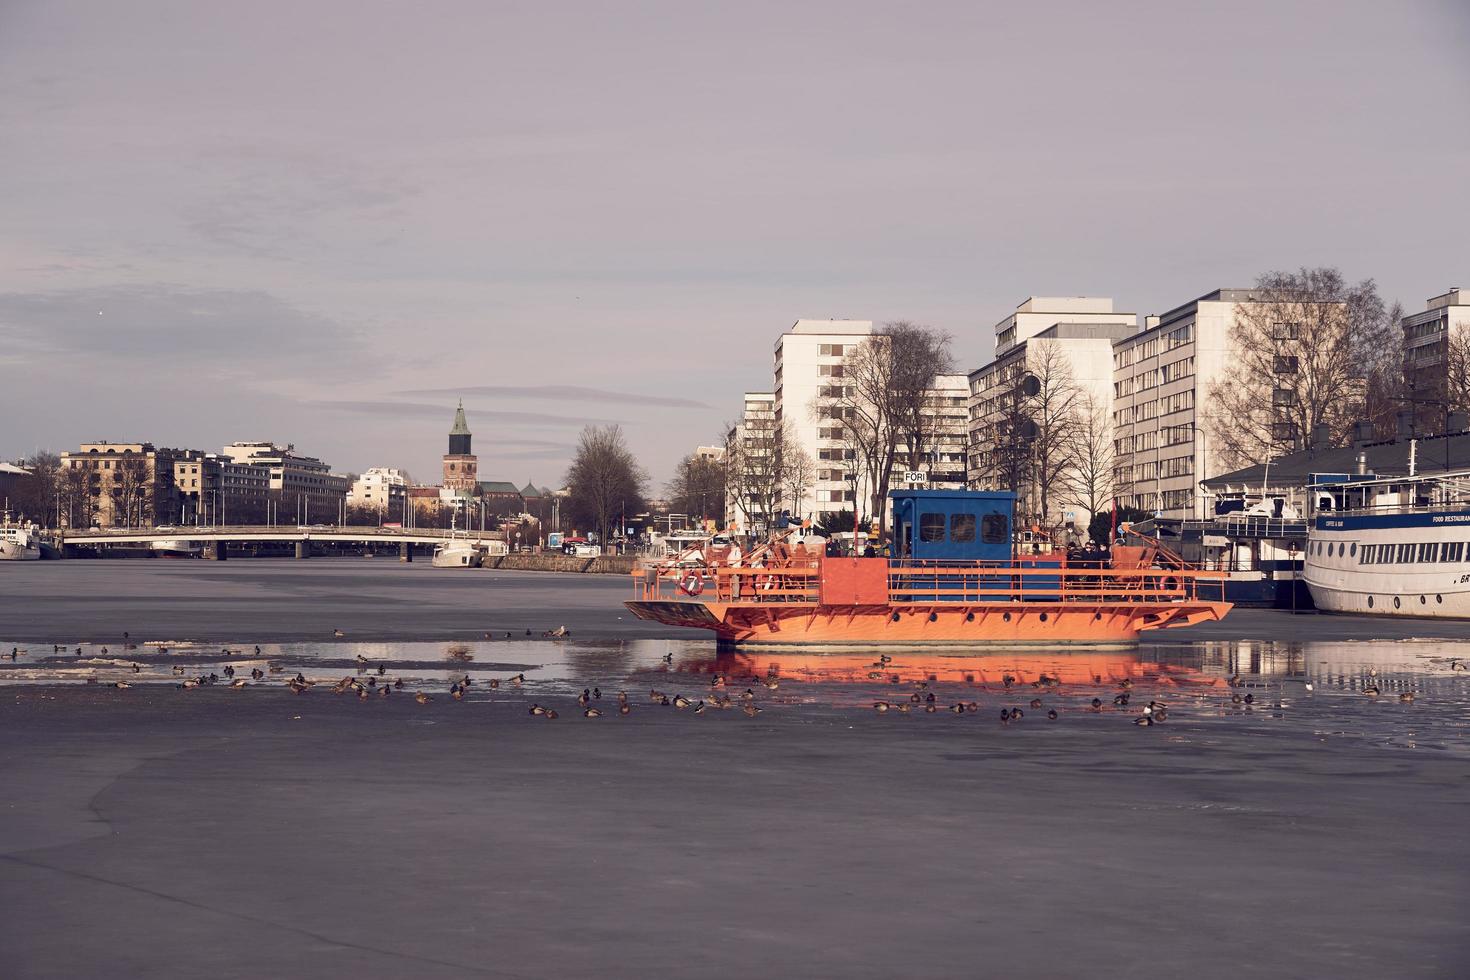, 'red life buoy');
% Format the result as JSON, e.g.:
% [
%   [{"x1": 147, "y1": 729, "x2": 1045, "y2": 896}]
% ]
[{"x1": 679, "y1": 571, "x2": 705, "y2": 596}]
